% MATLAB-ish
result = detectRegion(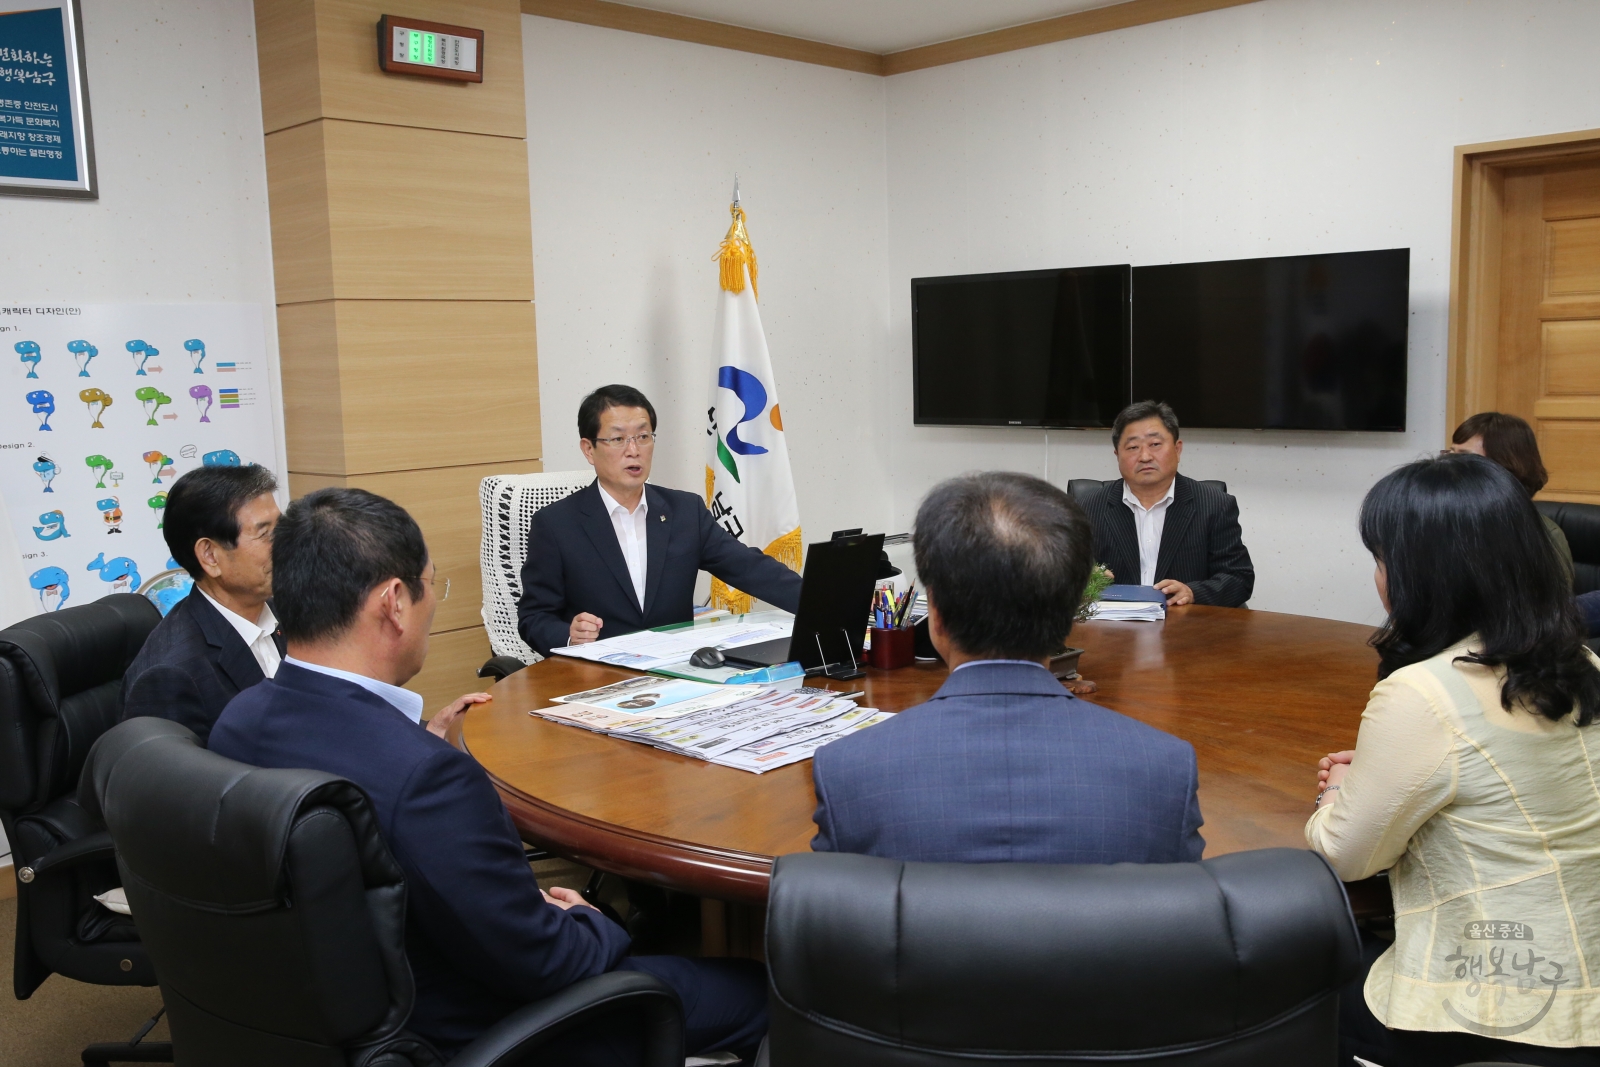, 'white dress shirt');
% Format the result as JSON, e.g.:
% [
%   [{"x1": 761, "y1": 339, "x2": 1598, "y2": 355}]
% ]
[
  {"x1": 597, "y1": 483, "x2": 649, "y2": 609},
  {"x1": 199, "y1": 588, "x2": 281, "y2": 678},
  {"x1": 283, "y1": 656, "x2": 425, "y2": 724},
  {"x1": 1121, "y1": 479, "x2": 1176, "y2": 586}
]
